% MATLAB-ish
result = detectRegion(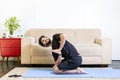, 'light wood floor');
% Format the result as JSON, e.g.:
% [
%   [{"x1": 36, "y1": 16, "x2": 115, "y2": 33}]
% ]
[{"x1": 0, "y1": 60, "x2": 120, "y2": 79}]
